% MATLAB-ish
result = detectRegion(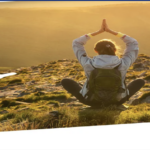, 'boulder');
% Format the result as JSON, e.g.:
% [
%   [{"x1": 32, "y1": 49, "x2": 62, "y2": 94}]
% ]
[
  {"x1": 138, "y1": 71, "x2": 147, "y2": 77},
  {"x1": 0, "y1": 86, "x2": 8, "y2": 90},
  {"x1": 58, "y1": 59, "x2": 68, "y2": 62},
  {"x1": 31, "y1": 66, "x2": 39, "y2": 70},
  {"x1": 133, "y1": 63, "x2": 144, "y2": 69},
  {"x1": 68, "y1": 102, "x2": 83, "y2": 106},
  {"x1": 34, "y1": 91, "x2": 47, "y2": 96},
  {"x1": 143, "y1": 61, "x2": 150, "y2": 66},
  {"x1": 0, "y1": 110, "x2": 8, "y2": 114},
  {"x1": 17, "y1": 107, "x2": 29, "y2": 112},
  {"x1": 130, "y1": 99, "x2": 140, "y2": 105},
  {"x1": 25, "y1": 80, "x2": 36, "y2": 85},
  {"x1": 33, "y1": 87, "x2": 44, "y2": 92},
  {"x1": 49, "y1": 111, "x2": 60, "y2": 117},
  {"x1": 141, "y1": 96, "x2": 150, "y2": 103}
]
